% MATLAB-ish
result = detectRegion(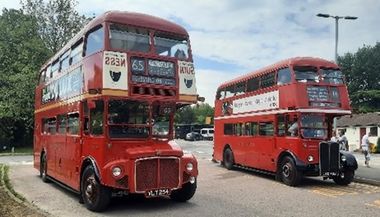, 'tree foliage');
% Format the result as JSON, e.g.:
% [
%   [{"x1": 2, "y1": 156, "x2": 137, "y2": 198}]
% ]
[
  {"x1": 338, "y1": 42, "x2": 380, "y2": 113},
  {"x1": 21, "y1": 0, "x2": 90, "y2": 53},
  {"x1": 0, "y1": 8, "x2": 50, "y2": 146},
  {"x1": 175, "y1": 103, "x2": 214, "y2": 124}
]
